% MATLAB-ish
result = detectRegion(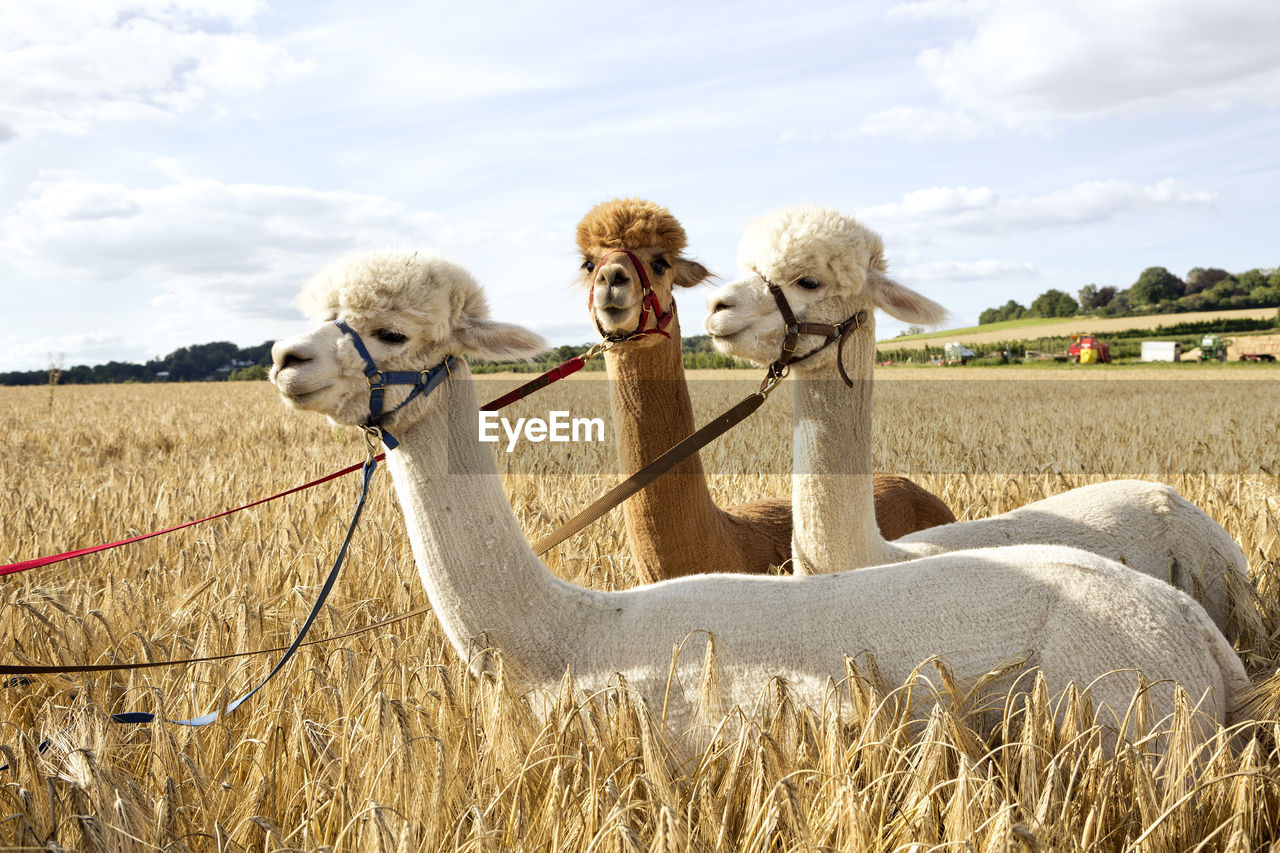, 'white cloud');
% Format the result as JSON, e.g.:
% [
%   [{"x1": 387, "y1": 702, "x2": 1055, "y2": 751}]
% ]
[
  {"x1": 880, "y1": 185, "x2": 999, "y2": 217},
  {"x1": 1, "y1": 175, "x2": 446, "y2": 321},
  {"x1": 0, "y1": 169, "x2": 589, "y2": 371},
  {"x1": 899, "y1": 258, "x2": 1038, "y2": 281},
  {"x1": 998, "y1": 179, "x2": 1216, "y2": 228},
  {"x1": 886, "y1": 0, "x2": 977, "y2": 21},
  {"x1": 0, "y1": 331, "x2": 143, "y2": 369},
  {"x1": 852, "y1": 106, "x2": 987, "y2": 142},
  {"x1": 0, "y1": 1, "x2": 305, "y2": 137},
  {"x1": 903, "y1": 0, "x2": 1280, "y2": 128},
  {"x1": 34, "y1": 181, "x2": 142, "y2": 220},
  {"x1": 861, "y1": 178, "x2": 1214, "y2": 234}
]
